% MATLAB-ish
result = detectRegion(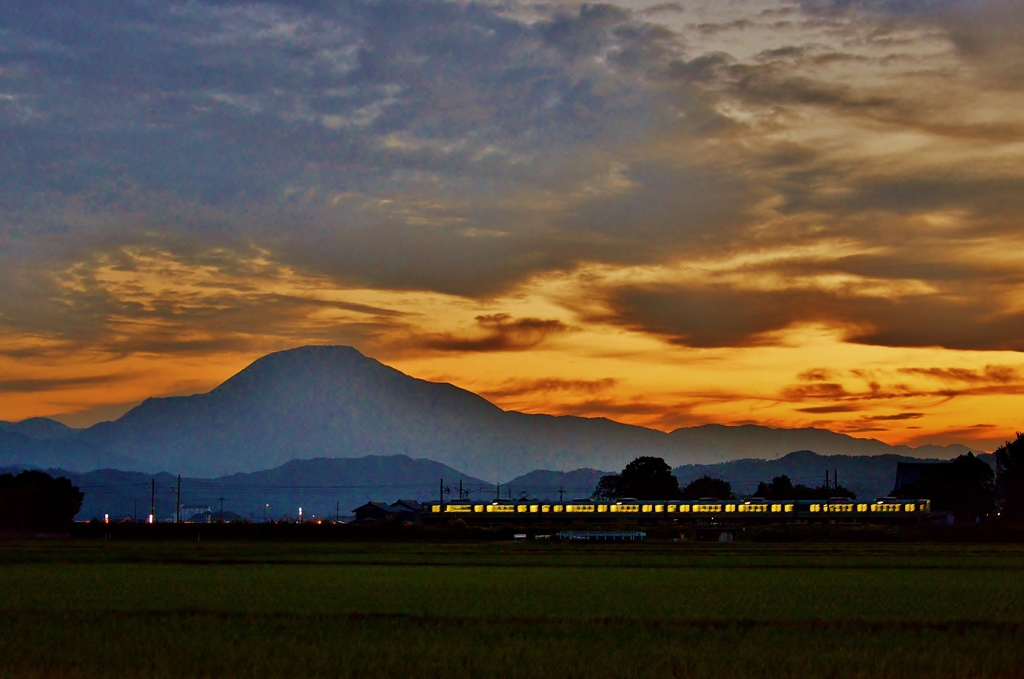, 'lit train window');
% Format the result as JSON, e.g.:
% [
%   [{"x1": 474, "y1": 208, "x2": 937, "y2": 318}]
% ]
[
  {"x1": 446, "y1": 505, "x2": 473, "y2": 513},
  {"x1": 530, "y1": 505, "x2": 540, "y2": 513},
  {"x1": 857, "y1": 504, "x2": 867, "y2": 512},
  {"x1": 597, "y1": 505, "x2": 608, "y2": 513},
  {"x1": 693, "y1": 504, "x2": 722, "y2": 513},
  {"x1": 784, "y1": 504, "x2": 794, "y2": 512},
  {"x1": 541, "y1": 505, "x2": 550, "y2": 513},
  {"x1": 475, "y1": 505, "x2": 484, "y2": 512},
  {"x1": 667, "y1": 505, "x2": 677, "y2": 512},
  {"x1": 905, "y1": 504, "x2": 915, "y2": 512},
  {"x1": 770, "y1": 504, "x2": 781, "y2": 513},
  {"x1": 517, "y1": 505, "x2": 527, "y2": 513},
  {"x1": 725, "y1": 504, "x2": 735, "y2": 513},
  {"x1": 613, "y1": 504, "x2": 639, "y2": 513},
  {"x1": 655, "y1": 505, "x2": 664, "y2": 513},
  {"x1": 432, "y1": 505, "x2": 441, "y2": 513},
  {"x1": 567, "y1": 505, "x2": 595, "y2": 513},
  {"x1": 641, "y1": 505, "x2": 653, "y2": 513},
  {"x1": 809, "y1": 504, "x2": 820, "y2": 512},
  {"x1": 487, "y1": 504, "x2": 516, "y2": 513},
  {"x1": 553, "y1": 505, "x2": 563, "y2": 512}
]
